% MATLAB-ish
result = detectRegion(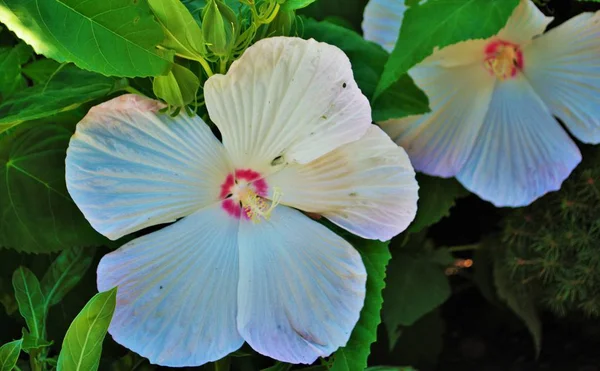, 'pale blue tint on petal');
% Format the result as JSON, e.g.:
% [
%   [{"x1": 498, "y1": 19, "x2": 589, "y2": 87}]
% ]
[
  {"x1": 362, "y1": 0, "x2": 406, "y2": 52},
  {"x1": 380, "y1": 61, "x2": 495, "y2": 177},
  {"x1": 457, "y1": 77, "x2": 582, "y2": 207},
  {"x1": 65, "y1": 94, "x2": 233, "y2": 240},
  {"x1": 524, "y1": 11, "x2": 600, "y2": 144},
  {"x1": 237, "y1": 206, "x2": 366, "y2": 364},
  {"x1": 97, "y1": 203, "x2": 243, "y2": 367}
]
